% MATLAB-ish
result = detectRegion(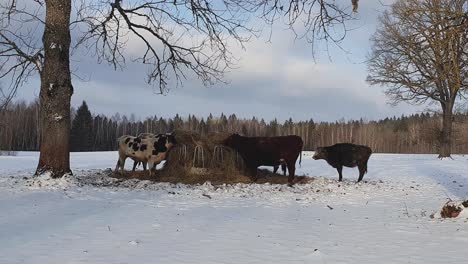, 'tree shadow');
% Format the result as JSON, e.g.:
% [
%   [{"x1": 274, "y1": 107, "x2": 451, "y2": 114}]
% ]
[{"x1": 418, "y1": 161, "x2": 468, "y2": 199}]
